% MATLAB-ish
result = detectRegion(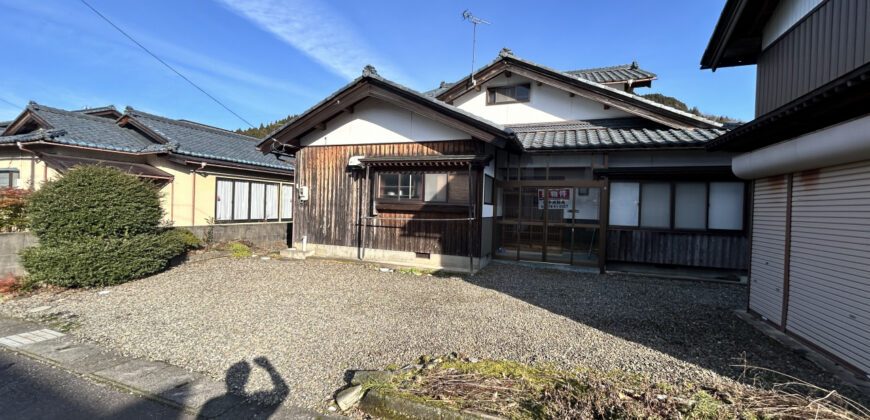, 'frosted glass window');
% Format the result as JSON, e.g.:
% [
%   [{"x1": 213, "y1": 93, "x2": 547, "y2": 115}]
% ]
[
  {"x1": 709, "y1": 182, "x2": 744, "y2": 230},
  {"x1": 250, "y1": 183, "x2": 265, "y2": 220},
  {"x1": 424, "y1": 173, "x2": 447, "y2": 202},
  {"x1": 281, "y1": 184, "x2": 293, "y2": 220},
  {"x1": 609, "y1": 182, "x2": 639, "y2": 226},
  {"x1": 265, "y1": 184, "x2": 279, "y2": 220},
  {"x1": 233, "y1": 181, "x2": 249, "y2": 220},
  {"x1": 640, "y1": 183, "x2": 671, "y2": 228},
  {"x1": 216, "y1": 180, "x2": 233, "y2": 221},
  {"x1": 674, "y1": 183, "x2": 707, "y2": 229}
]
